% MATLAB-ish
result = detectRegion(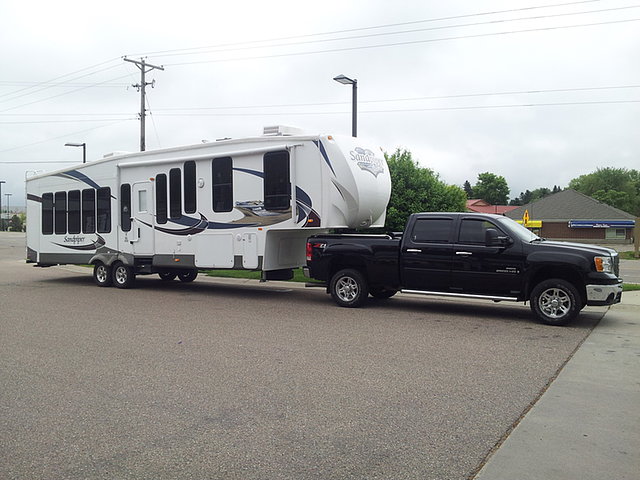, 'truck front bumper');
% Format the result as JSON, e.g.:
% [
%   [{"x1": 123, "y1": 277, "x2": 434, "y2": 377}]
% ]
[{"x1": 586, "y1": 282, "x2": 623, "y2": 306}]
